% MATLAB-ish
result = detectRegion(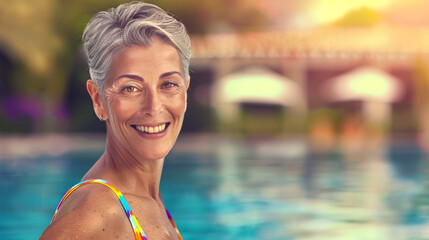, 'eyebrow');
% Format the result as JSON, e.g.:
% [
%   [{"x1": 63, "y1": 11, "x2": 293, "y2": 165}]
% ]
[
  {"x1": 114, "y1": 71, "x2": 184, "y2": 82},
  {"x1": 114, "y1": 74, "x2": 144, "y2": 82},
  {"x1": 160, "y1": 71, "x2": 184, "y2": 79}
]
